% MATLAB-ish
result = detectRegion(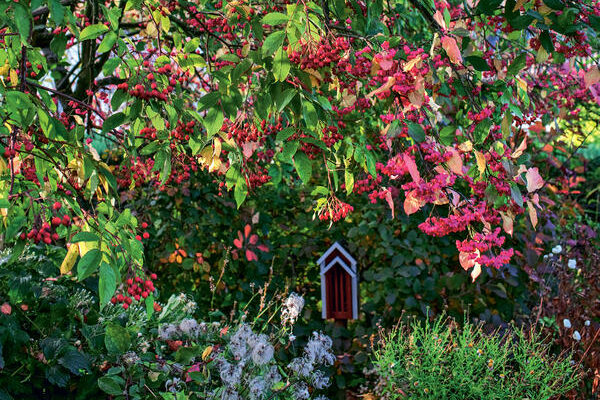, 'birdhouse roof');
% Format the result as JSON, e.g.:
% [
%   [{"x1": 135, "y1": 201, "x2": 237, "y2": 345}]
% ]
[
  {"x1": 317, "y1": 242, "x2": 357, "y2": 271},
  {"x1": 321, "y1": 255, "x2": 357, "y2": 277}
]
